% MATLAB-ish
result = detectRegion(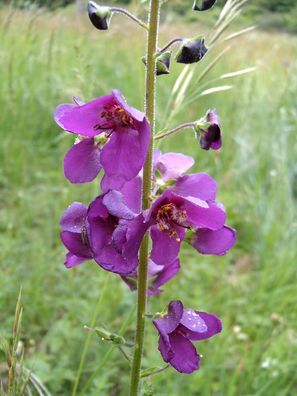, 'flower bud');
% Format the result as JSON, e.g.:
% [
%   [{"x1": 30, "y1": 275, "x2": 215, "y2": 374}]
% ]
[
  {"x1": 193, "y1": 0, "x2": 217, "y2": 11},
  {"x1": 175, "y1": 36, "x2": 208, "y2": 64},
  {"x1": 195, "y1": 109, "x2": 221, "y2": 150},
  {"x1": 142, "y1": 51, "x2": 172, "y2": 76},
  {"x1": 88, "y1": 1, "x2": 112, "y2": 30}
]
